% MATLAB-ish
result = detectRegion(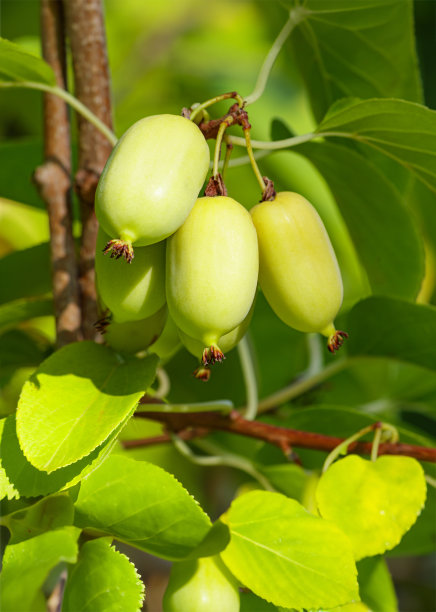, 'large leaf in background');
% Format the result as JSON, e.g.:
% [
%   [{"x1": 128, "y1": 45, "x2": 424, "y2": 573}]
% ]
[
  {"x1": 16, "y1": 342, "x2": 158, "y2": 472},
  {"x1": 317, "y1": 98, "x2": 436, "y2": 194},
  {"x1": 0, "y1": 37, "x2": 55, "y2": 84},
  {"x1": 0, "y1": 142, "x2": 45, "y2": 208},
  {"x1": 287, "y1": 0, "x2": 422, "y2": 122},
  {"x1": 0, "y1": 297, "x2": 53, "y2": 332},
  {"x1": 62, "y1": 538, "x2": 145, "y2": 612},
  {"x1": 0, "y1": 198, "x2": 49, "y2": 252},
  {"x1": 347, "y1": 297, "x2": 436, "y2": 370},
  {"x1": 220, "y1": 490, "x2": 359, "y2": 609},
  {"x1": 74, "y1": 455, "x2": 212, "y2": 560},
  {"x1": 295, "y1": 140, "x2": 424, "y2": 300},
  {"x1": 316, "y1": 455, "x2": 427, "y2": 559},
  {"x1": 0, "y1": 411, "x2": 132, "y2": 499},
  {"x1": 357, "y1": 557, "x2": 398, "y2": 612},
  {"x1": 0, "y1": 527, "x2": 79, "y2": 612},
  {"x1": 0, "y1": 419, "x2": 19, "y2": 501},
  {"x1": 0, "y1": 243, "x2": 51, "y2": 304},
  {"x1": 0, "y1": 329, "x2": 51, "y2": 376}
]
